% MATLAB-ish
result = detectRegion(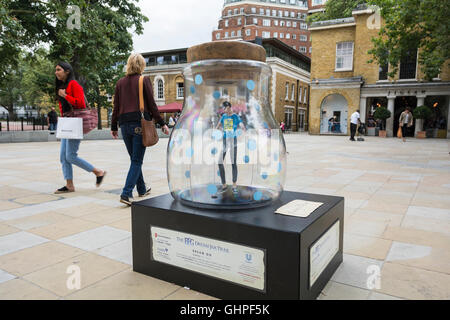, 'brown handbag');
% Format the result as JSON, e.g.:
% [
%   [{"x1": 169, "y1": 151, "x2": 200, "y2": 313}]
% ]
[{"x1": 139, "y1": 75, "x2": 159, "y2": 147}]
